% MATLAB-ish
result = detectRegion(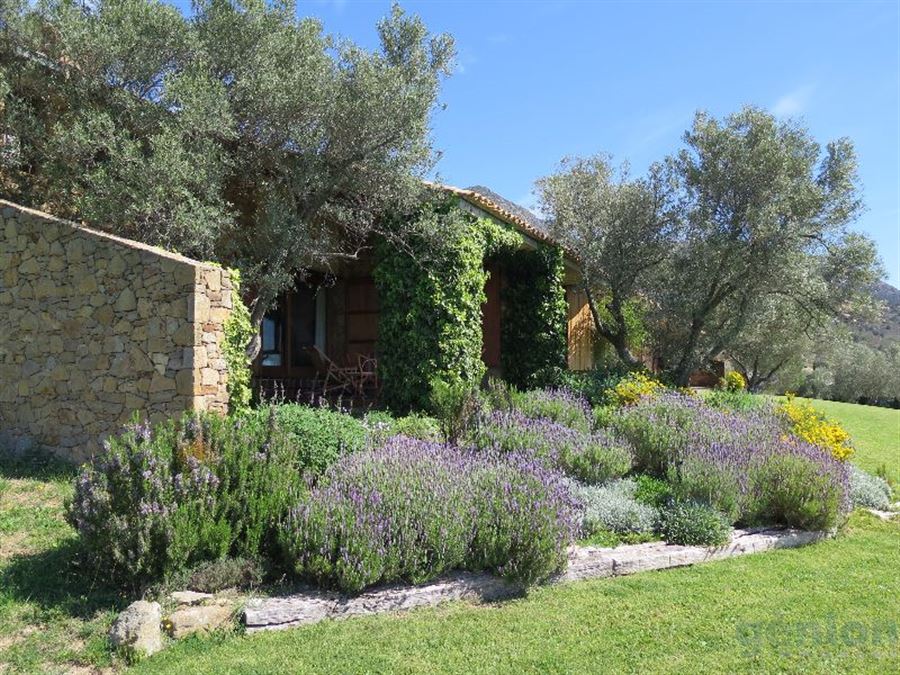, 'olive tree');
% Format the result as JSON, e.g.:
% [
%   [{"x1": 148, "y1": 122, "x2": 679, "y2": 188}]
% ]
[
  {"x1": 653, "y1": 107, "x2": 881, "y2": 385},
  {"x1": 1, "y1": 0, "x2": 454, "y2": 356},
  {"x1": 537, "y1": 155, "x2": 679, "y2": 367}
]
